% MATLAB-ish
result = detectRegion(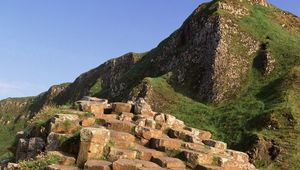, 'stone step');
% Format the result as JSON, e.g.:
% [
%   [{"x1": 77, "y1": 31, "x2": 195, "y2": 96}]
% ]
[
  {"x1": 84, "y1": 160, "x2": 112, "y2": 170},
  {"x1": 202, "y1": 140, "x2": 227, "y2": 150},
  {"x1": 135, "y1": 145, "x2": 165, "y2": 161},
  {"x1": 101, "y1": 119, "x2": 136, "y2": 134},
  {"x1": 47, "y1": 151, "x2": 76, "y2": 166},
  {"x1": 150, "y1": 137, "x2": 183, "y2": 151},
  {"x1": 108, "y1": 148, "x2": 137, "y2": 162},
  {"x1": 113, "y1": 159, "x2": 160, "y2": 170},
  {"x1": 47, "y1": 165, "x2": 79, "y2": 170},
  {"x1": 112, "y1": 102, "x2": 132, "y2": 113},
  {"x1": 151, "y1": 156, "x2": 186, "y2": 169},
  {"x1": 195, "y1": 164, "x2": 222, "y2": 170}
]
